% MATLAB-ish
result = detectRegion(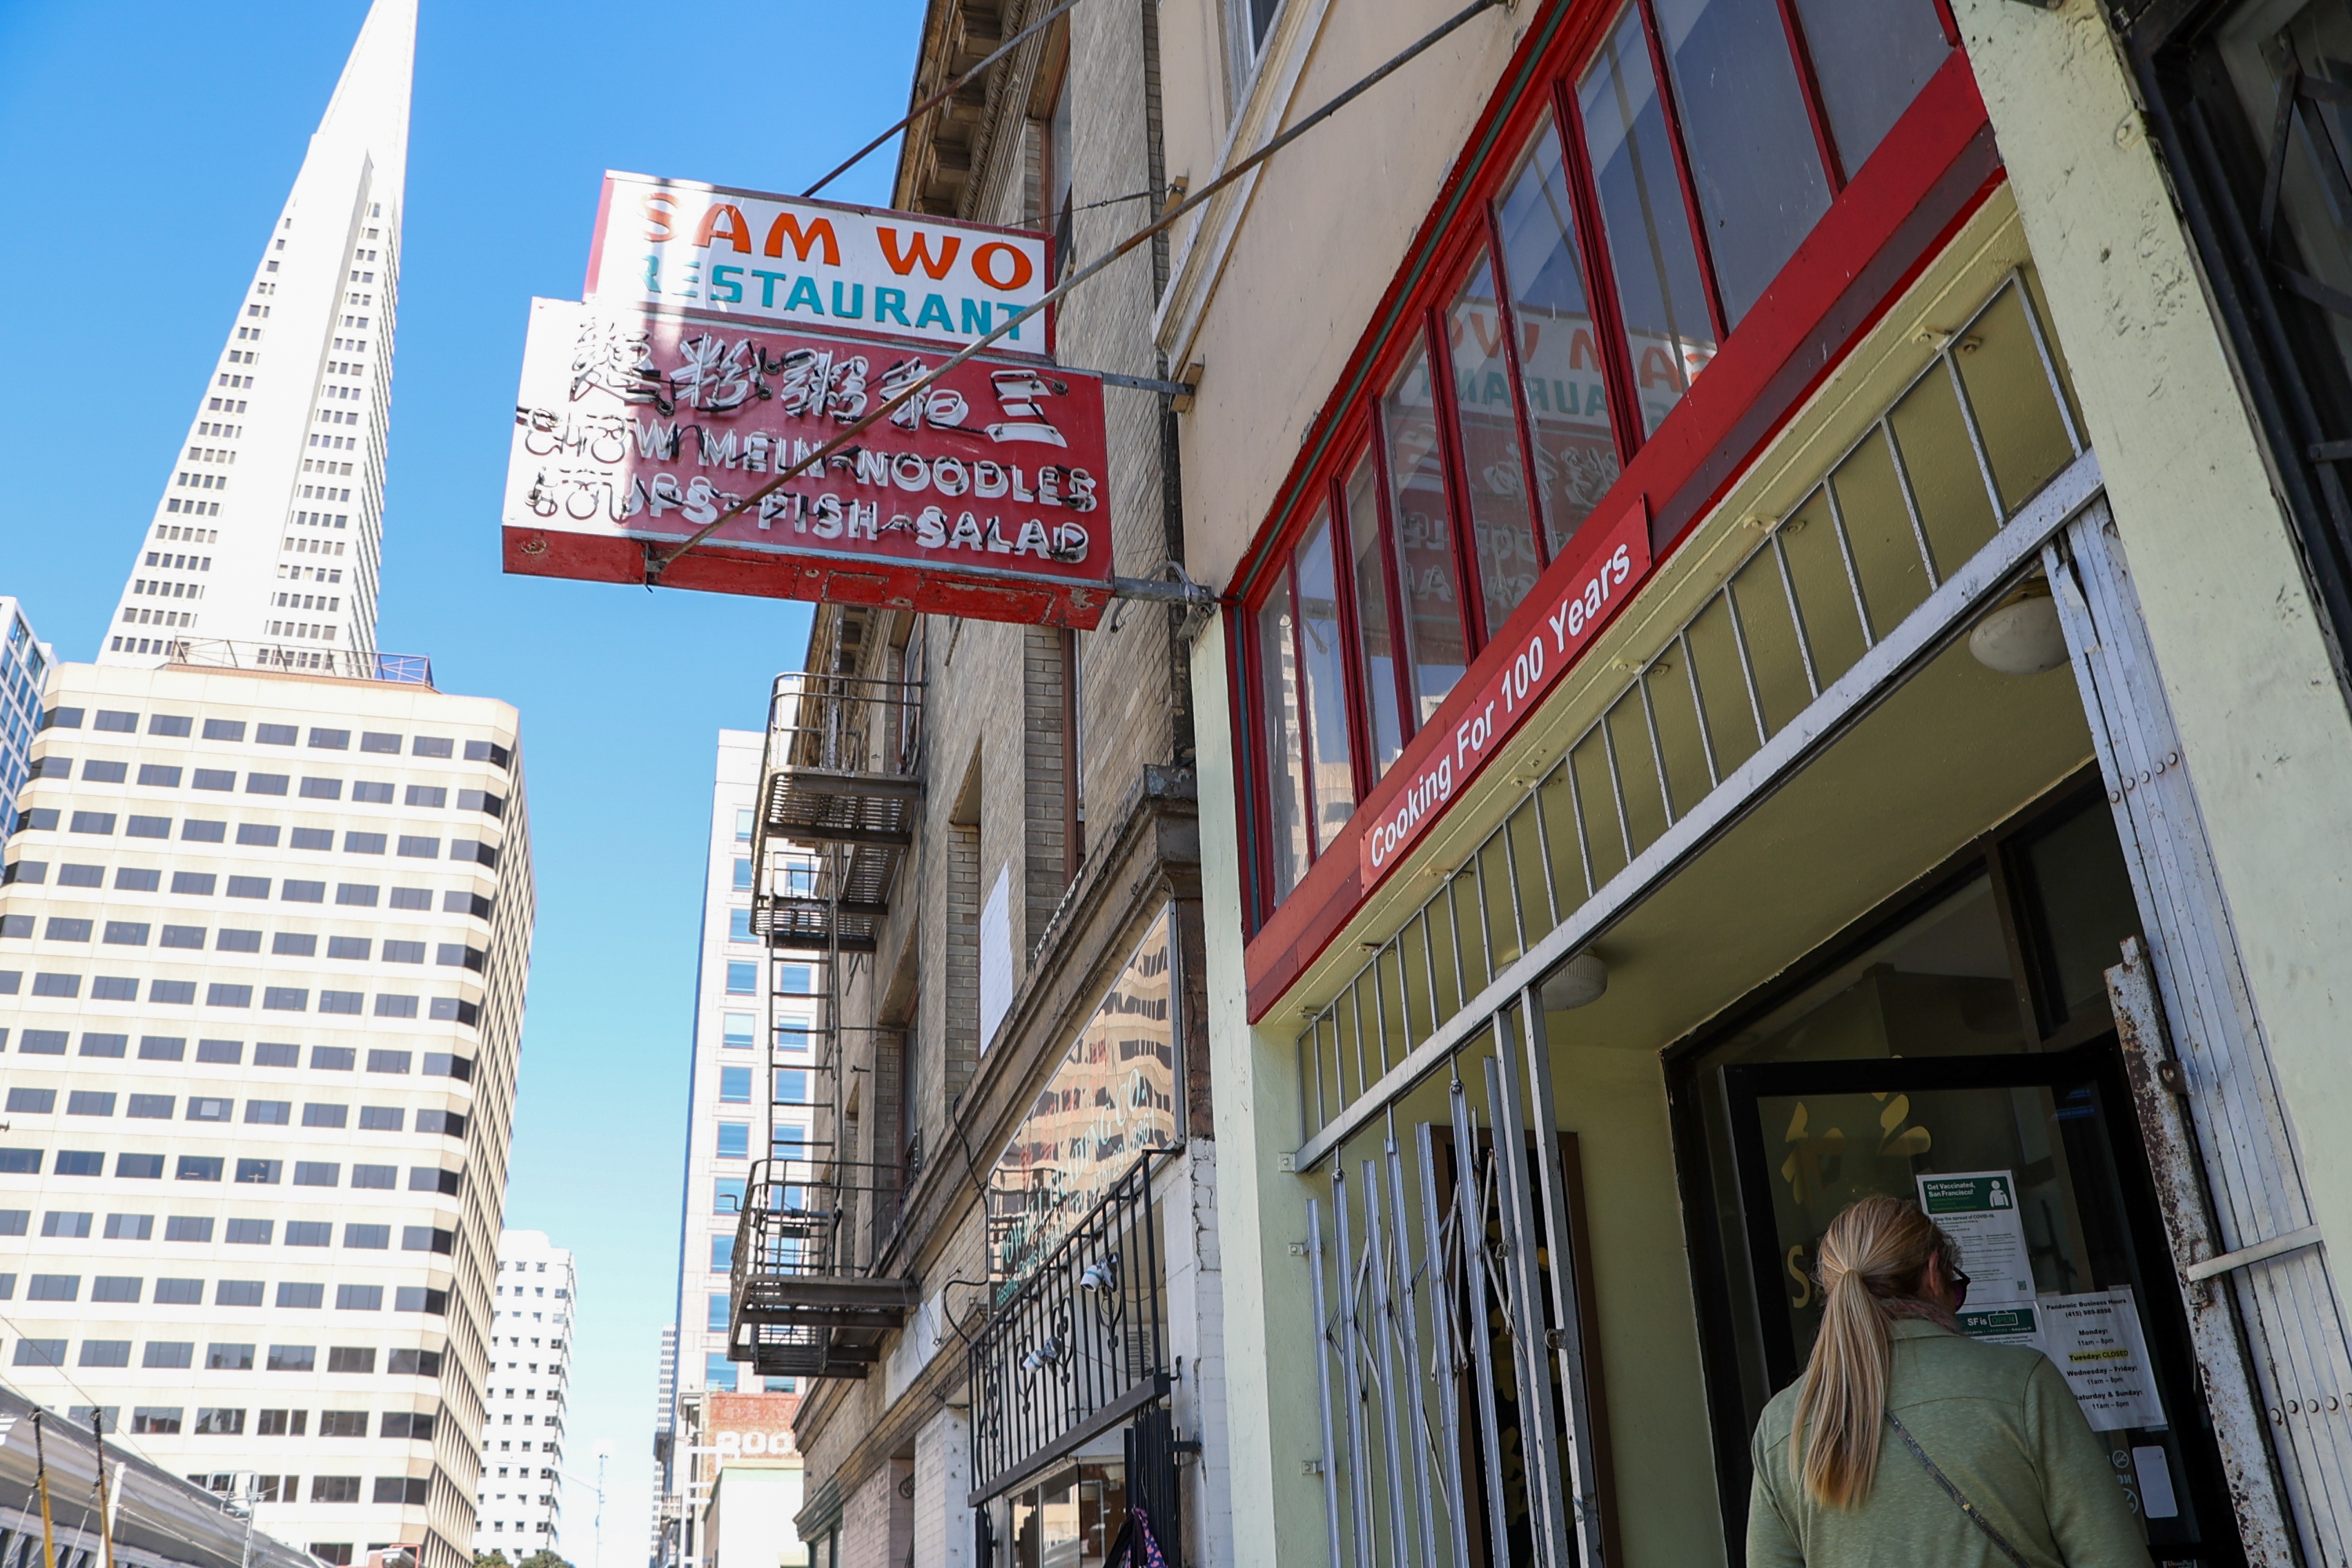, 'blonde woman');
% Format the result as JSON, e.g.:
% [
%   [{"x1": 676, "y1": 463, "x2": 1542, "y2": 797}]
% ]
[{"x1": 1748, "y1": 1195, "x2": 2146, "y2": 1567}]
